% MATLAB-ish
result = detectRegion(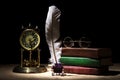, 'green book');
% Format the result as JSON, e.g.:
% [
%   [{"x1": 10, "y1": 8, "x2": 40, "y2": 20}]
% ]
[{"x1": 60, "y1": 56, "x2": 112, "y2": 67}]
